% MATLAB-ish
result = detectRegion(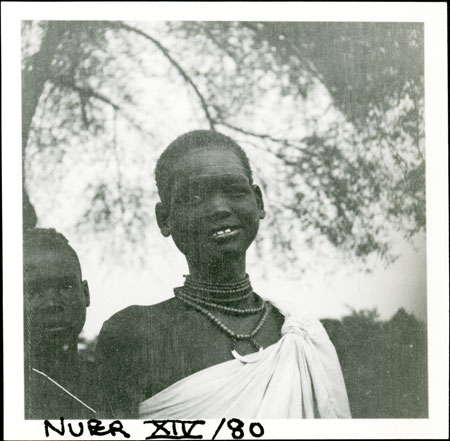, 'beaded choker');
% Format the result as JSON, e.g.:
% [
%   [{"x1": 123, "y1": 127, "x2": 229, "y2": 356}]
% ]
[{"x1": 182, "y1": 274, "x2": 253, "y2": 303}]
